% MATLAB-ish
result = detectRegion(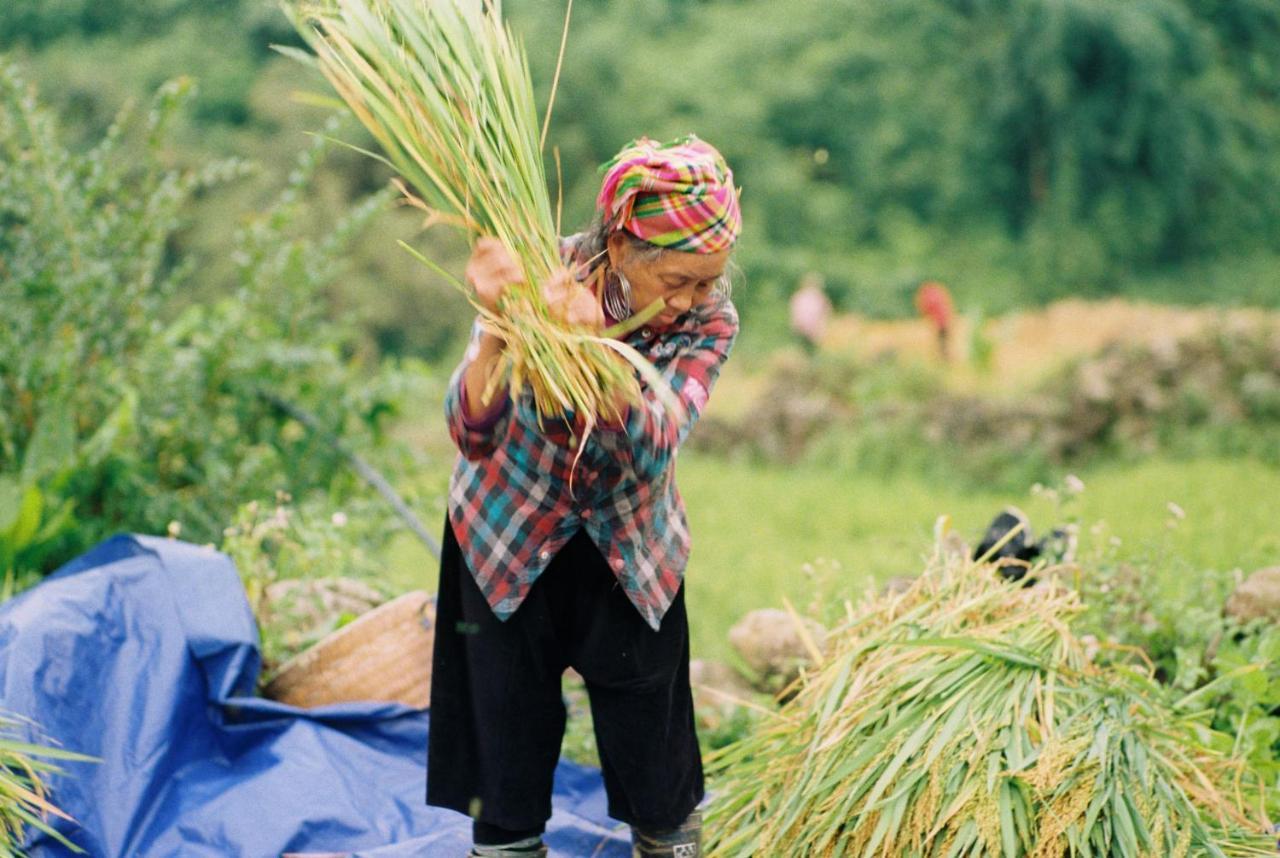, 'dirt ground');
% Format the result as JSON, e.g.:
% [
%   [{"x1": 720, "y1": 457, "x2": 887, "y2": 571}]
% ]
[
  {"x1": 828, "y1": 298, "x2": 1276, "y2": 386},
  {"x1": 708, "y1": 299, "x2": 1280, "y2": 419}
]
